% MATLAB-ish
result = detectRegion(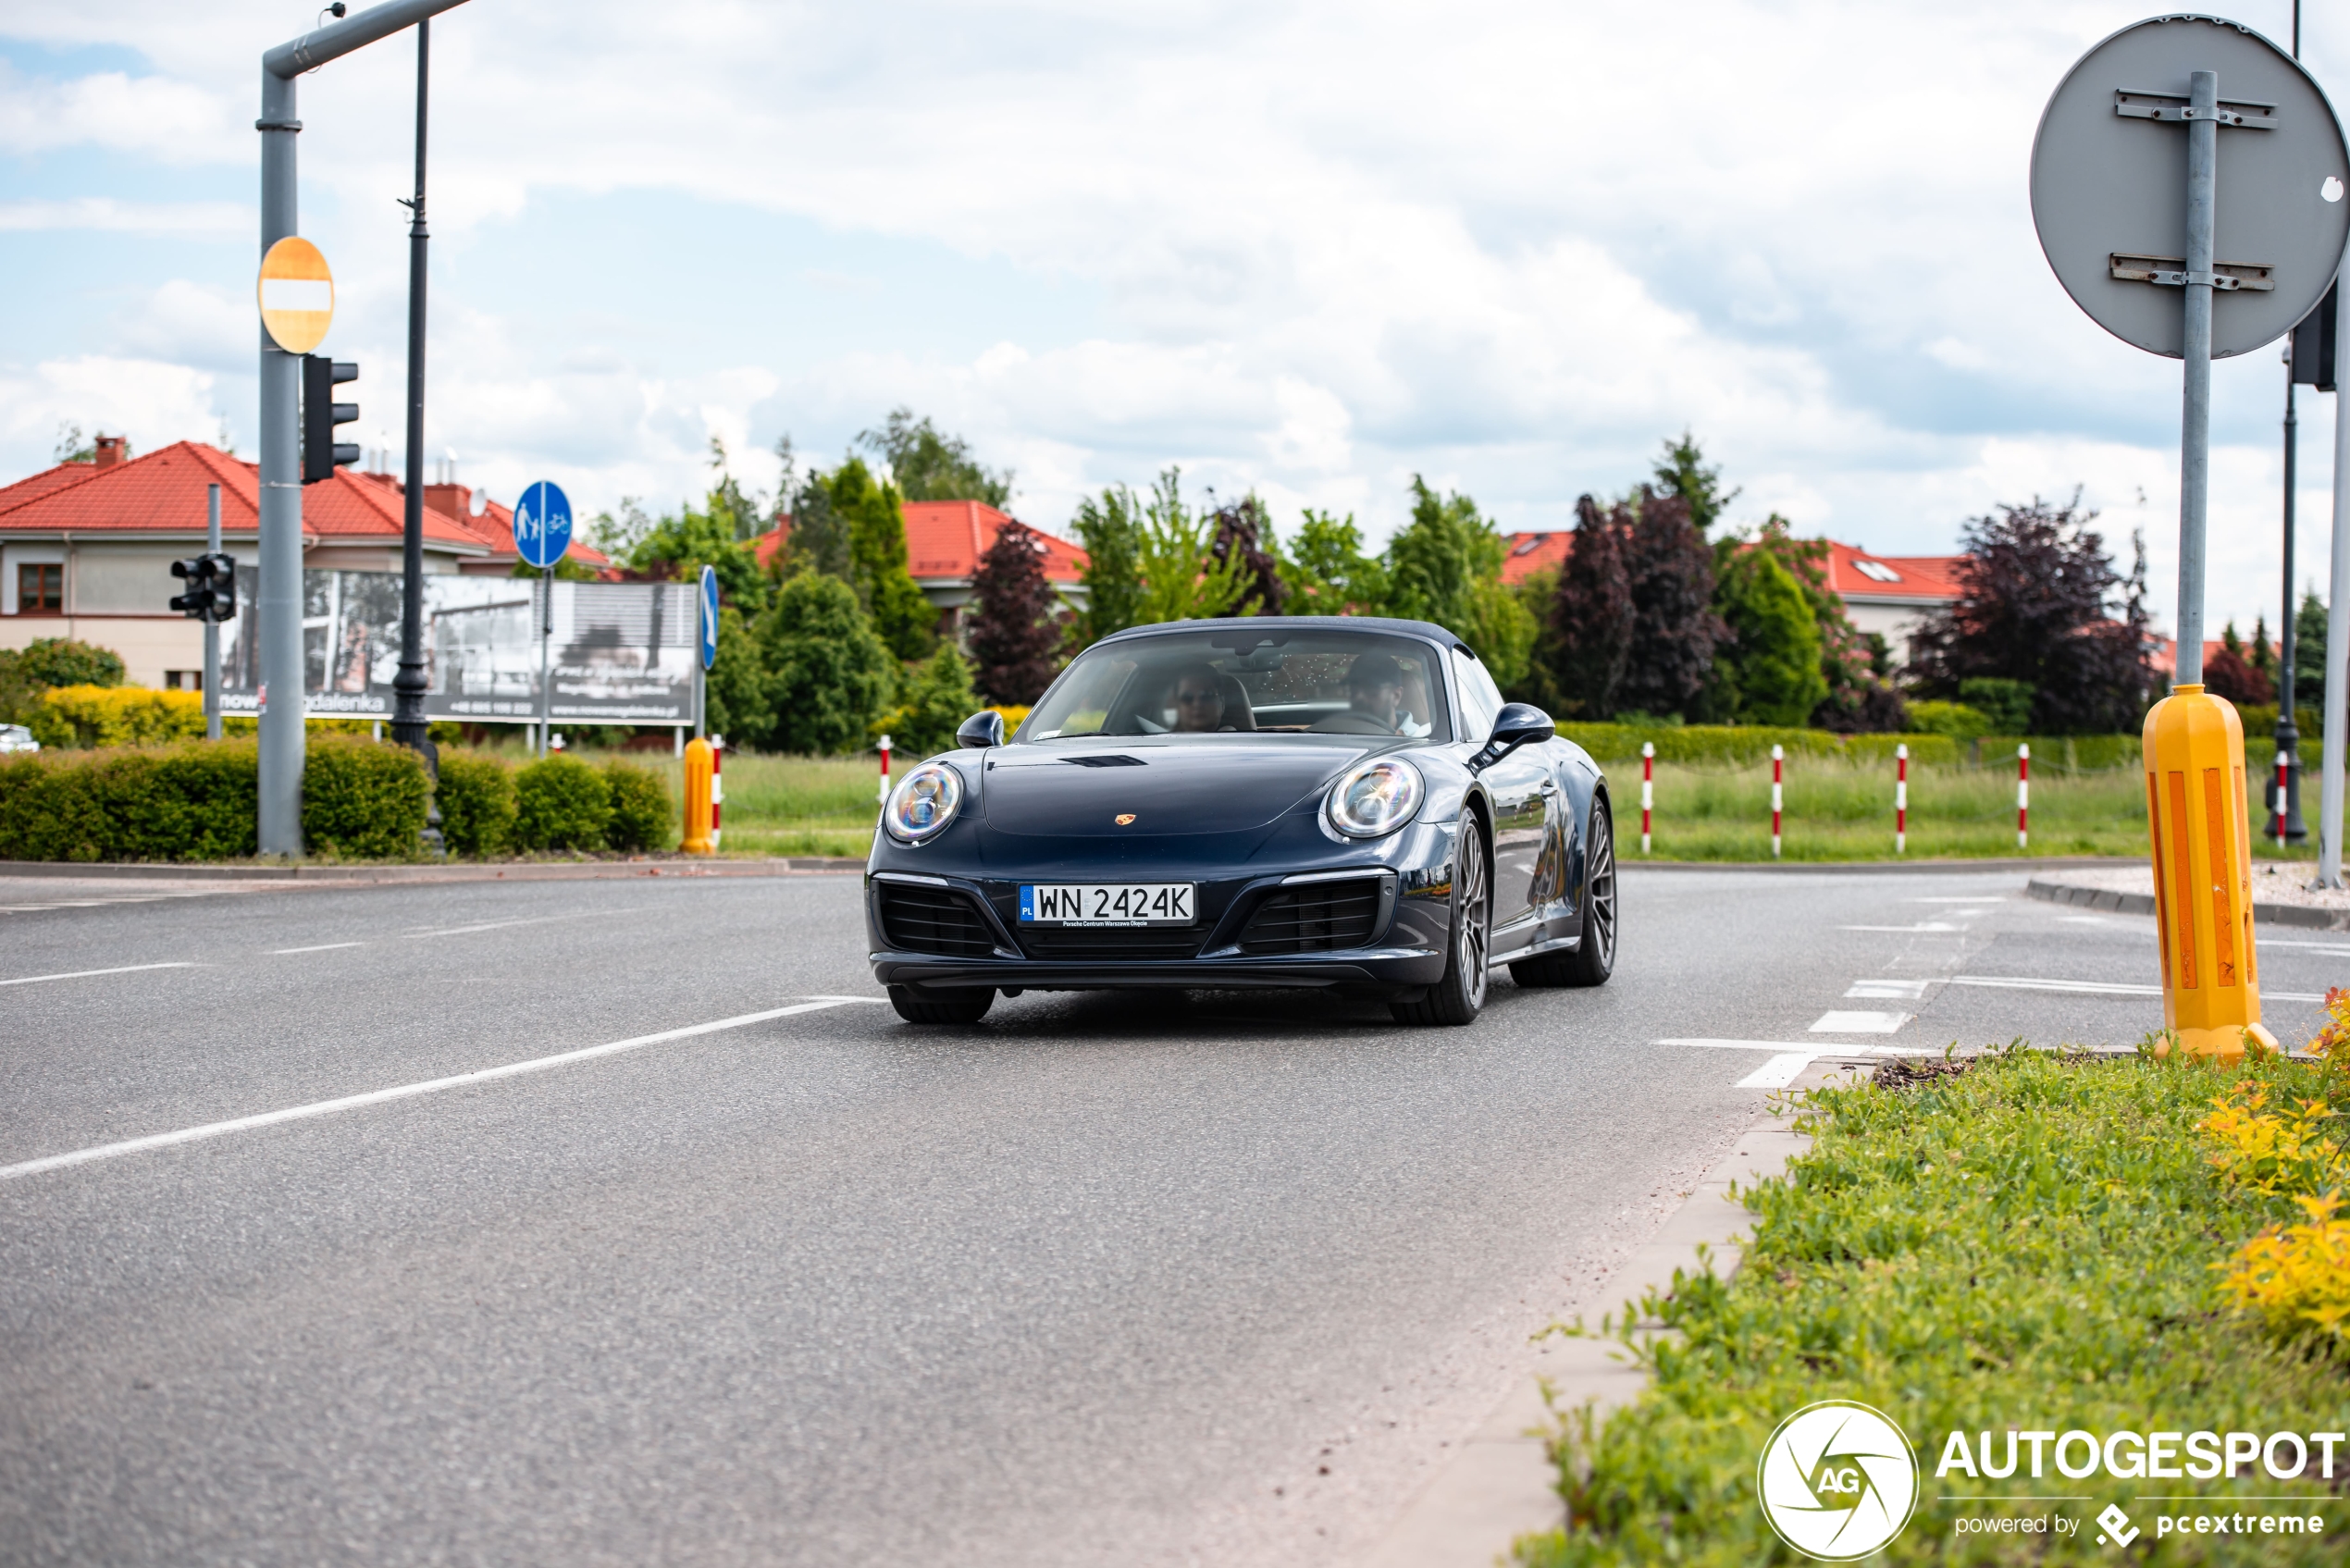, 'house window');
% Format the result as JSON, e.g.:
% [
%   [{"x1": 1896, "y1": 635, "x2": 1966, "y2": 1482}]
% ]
[
  {"x1": 16, "y1": 562, "x2": 62, "y2": 612},
  {"x1": 165, "y1": 671, "x2": 204, "y2": 692}
]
